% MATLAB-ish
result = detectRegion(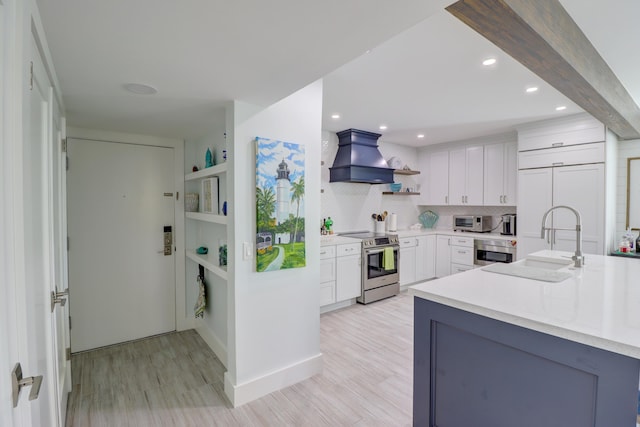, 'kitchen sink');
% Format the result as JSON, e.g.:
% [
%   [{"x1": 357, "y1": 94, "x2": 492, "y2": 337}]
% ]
[
  {"x1": 482, "y1": 255, "x2": 574, "y2": 283},
  {"x1": 516, "y1": 256, "x2": 573, "y2": 270}
]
